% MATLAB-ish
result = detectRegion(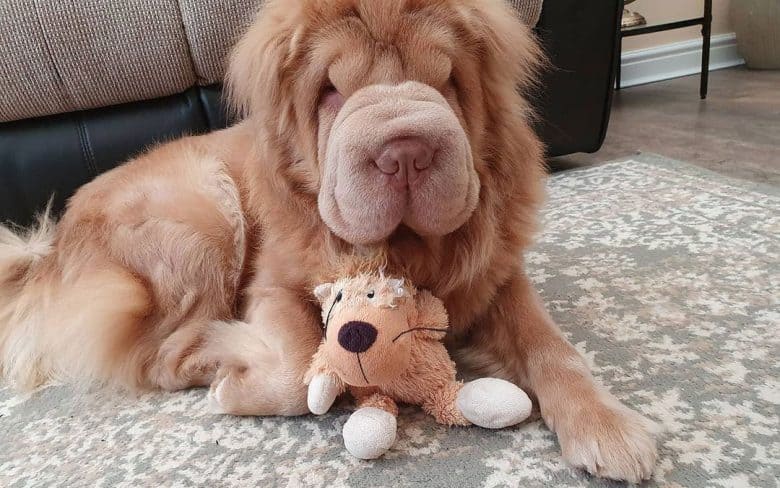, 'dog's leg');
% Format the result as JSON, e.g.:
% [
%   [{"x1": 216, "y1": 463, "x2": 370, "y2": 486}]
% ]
[
  {"x1": 152, "y1": 318, "x2": 220, "y2": 391},
  {"x1": 455, "y1": 270, "x2": 658, "y2": 483},
  {"x1": 205, "y1": 287, "x2": 322, "y2": 416}
]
